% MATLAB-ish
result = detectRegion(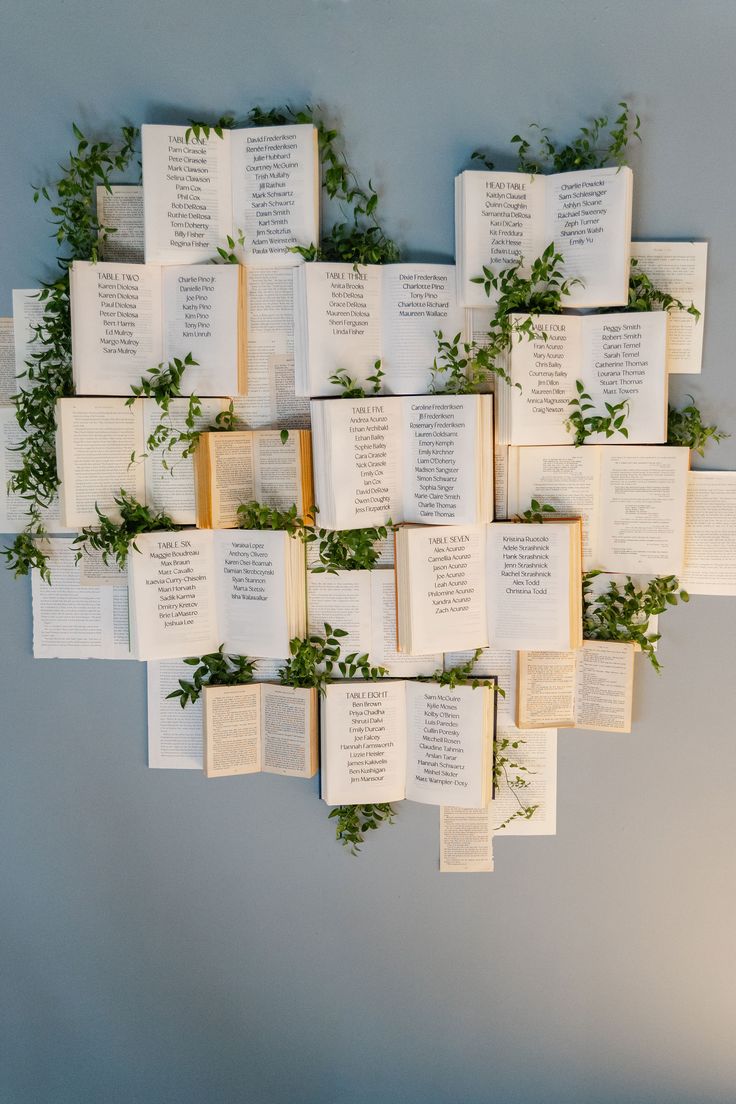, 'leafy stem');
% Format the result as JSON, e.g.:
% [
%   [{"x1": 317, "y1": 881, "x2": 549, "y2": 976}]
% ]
[
  {"x1": 565, "y1": 380, "x2": 629, "y2": 447},
  {"x1": 511, "y1": 102, "x2": 641, "y2": 174},
  {"x1": 167, "y1": 647, "x2": 257, "y2": 707},
  {"x1": 583, "y1": 571, "x2": 689, "y2": 671},
  {"x1": 310, "y1": 523, "x2": 393, "y2": 573},
  {"x1": 72, "y1": 490, "x2": 179, "y2": 569},
  {"x1": 328, "y1": 359, "x2": 384, "y2": 398},
  {"x1": 515, "y1": 499, "x2": 558, "y2": 523},
  {"x1": 667, "y1": 397, "x2": 729, "y2": 456}
]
